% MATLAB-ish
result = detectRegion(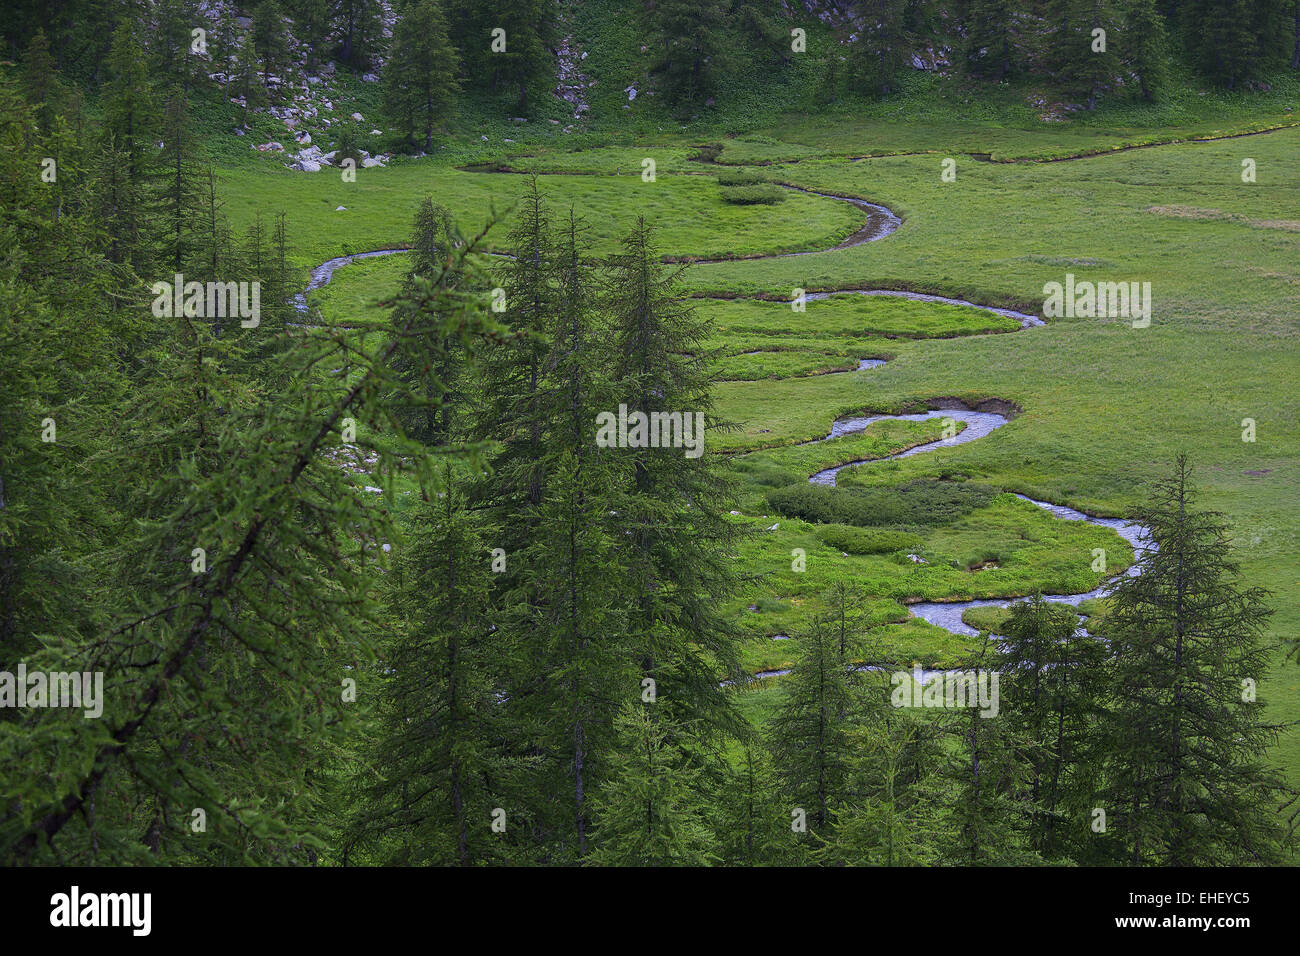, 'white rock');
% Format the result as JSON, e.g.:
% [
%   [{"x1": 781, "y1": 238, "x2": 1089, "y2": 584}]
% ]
[
  {"x1": 351, "y1": 112, "x2": 365, "y2": 122},
  {"x1": 336, "y1": 205, "x2": 347, "y2": 211}
]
